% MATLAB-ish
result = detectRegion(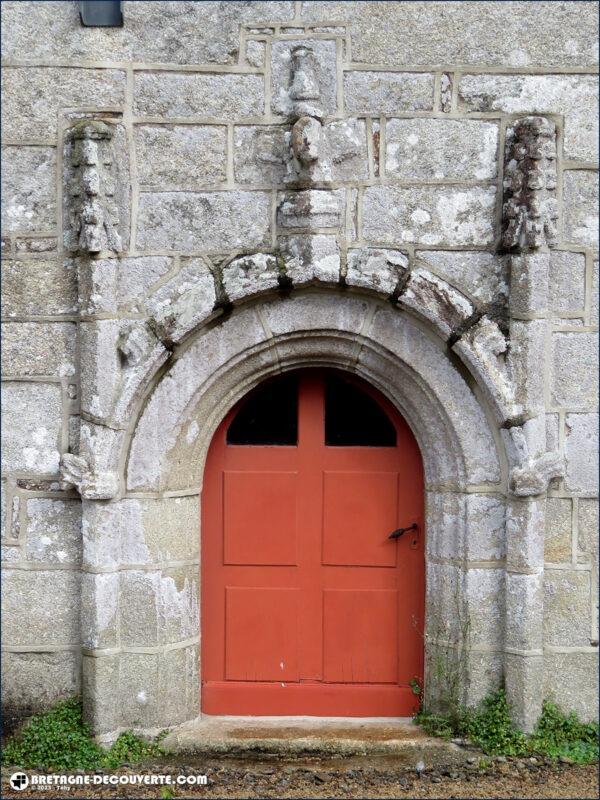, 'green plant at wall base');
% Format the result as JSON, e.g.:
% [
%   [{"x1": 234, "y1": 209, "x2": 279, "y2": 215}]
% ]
[
  {"x1": 416, "y1": 690, "x2": 599, "y2": 764},
  {"x1": 1, "y1": 698, "x2": 166, "y2": 771}
]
